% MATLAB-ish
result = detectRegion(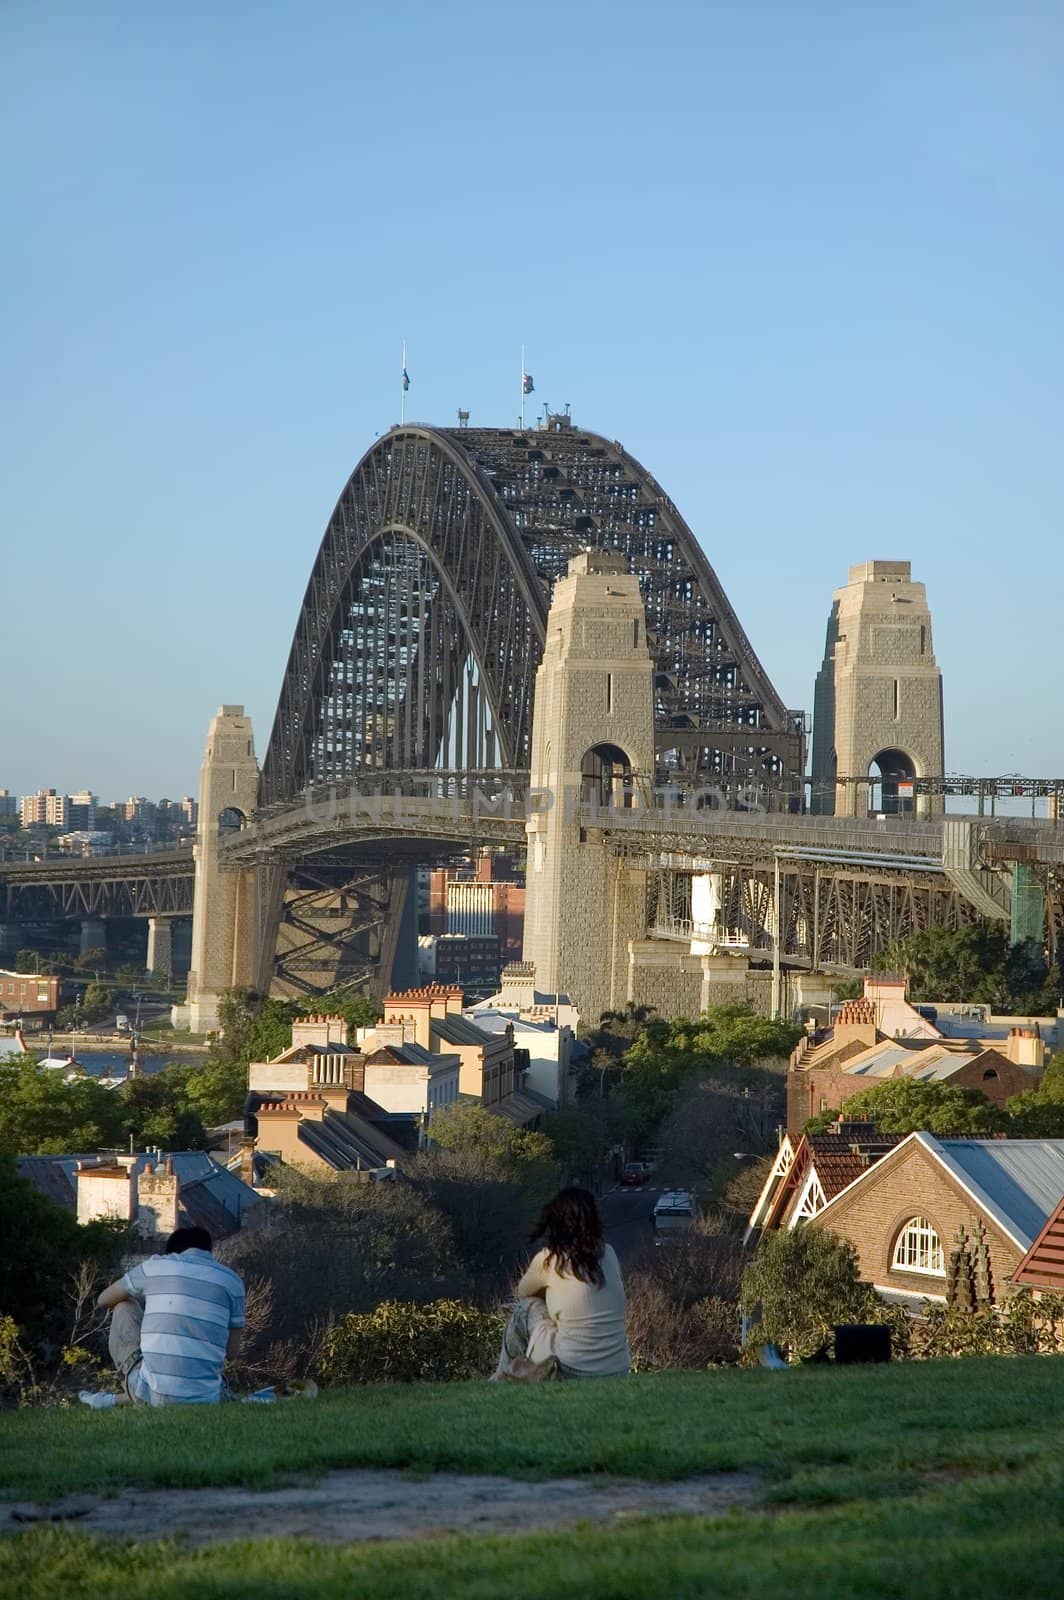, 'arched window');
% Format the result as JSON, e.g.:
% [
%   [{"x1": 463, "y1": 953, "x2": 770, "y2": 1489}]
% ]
[
  {"x1": 982, "y1": 1068, "x2": 999, "y2": 1081},
  {"x1": 892, "y1": 1216, "x2": 945, "y2": 1276}
]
